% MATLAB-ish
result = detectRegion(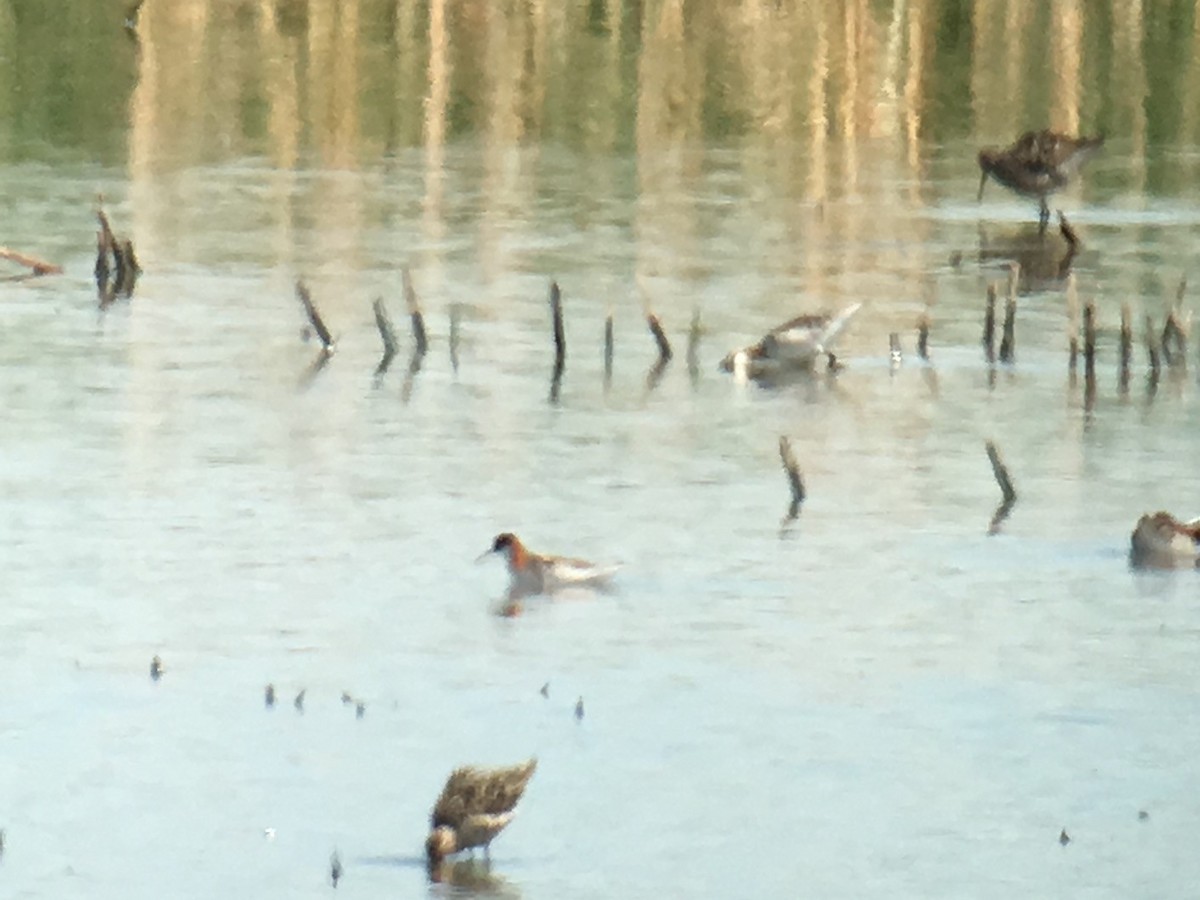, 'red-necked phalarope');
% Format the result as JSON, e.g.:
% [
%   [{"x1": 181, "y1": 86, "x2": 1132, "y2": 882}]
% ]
[
  {"x1": 1130, "y1": 511, "x2": 1200, "y2": 569},
  {"x1": 425, "y1": 758, "x2": 537, "y2": 867},
  {"x1": 977, "y1": 130, "x2": 1104, "y2": 228},
  {"x1": 720, "y1": 302, "x2": 862, "y2": 380},
  {"x1": 479, "y1": 533, "x2": 620, "y2": 596}
]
